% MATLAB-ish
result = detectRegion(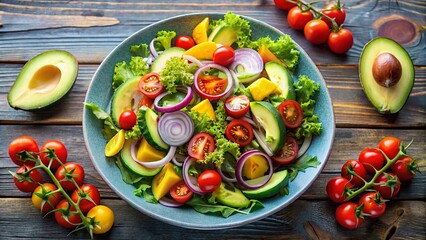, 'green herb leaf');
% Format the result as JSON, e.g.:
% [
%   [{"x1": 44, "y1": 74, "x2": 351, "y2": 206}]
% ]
[
  {"x1": 288, "y1": 155, "x2": 321, "y2": 181},
  {"x1": 84, "y1": 102, "x2": 119, "y2": 140}
]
